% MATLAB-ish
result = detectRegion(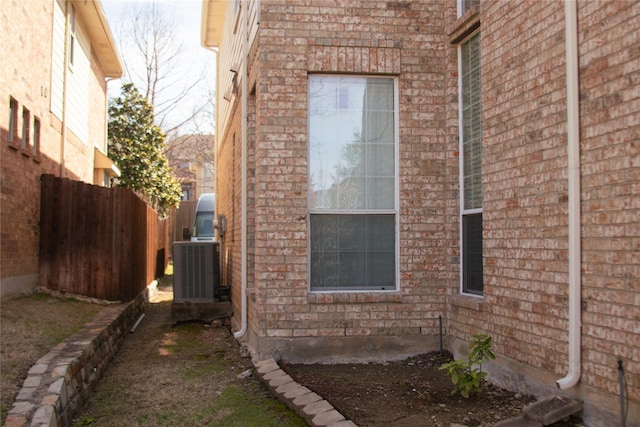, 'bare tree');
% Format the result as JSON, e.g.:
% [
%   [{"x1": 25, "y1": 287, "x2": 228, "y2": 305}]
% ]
[{"x1": 114, "y1": 1, "x2": 213, "y2": 136}]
